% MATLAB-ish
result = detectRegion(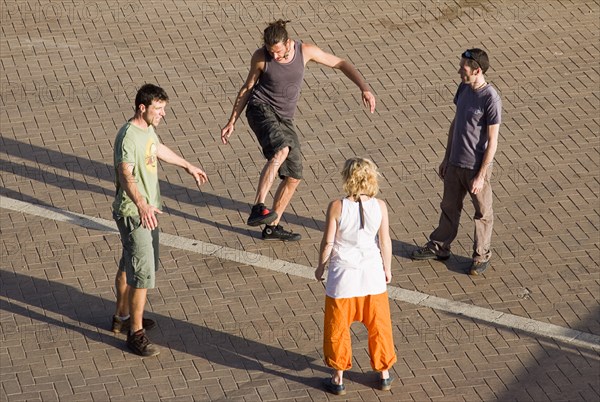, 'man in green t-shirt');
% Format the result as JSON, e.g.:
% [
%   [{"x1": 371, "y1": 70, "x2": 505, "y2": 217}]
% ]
[{"x1": 112, "y1": 84, "x2": 208, "y2": 357}]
